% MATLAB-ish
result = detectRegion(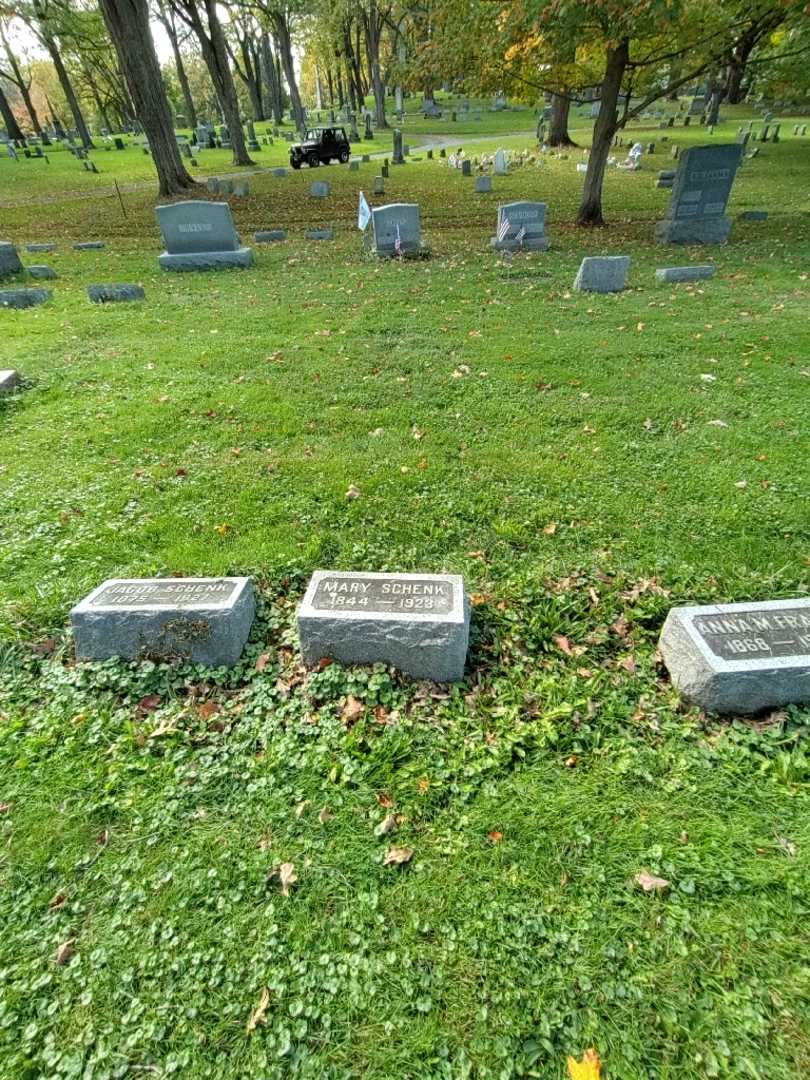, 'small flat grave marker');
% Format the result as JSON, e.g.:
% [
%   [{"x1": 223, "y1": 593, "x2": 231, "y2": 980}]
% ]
[
  {"x1": 305, "y1": 228, "x2": 334, "y2": 241},
  {"x1": 310, "y1": 181, "x2": 330, "y2": 197},
  {"x1": 71, "y1": 577, "x2": 255, "y2": 666},
  {"x1": 28, "y1": 265, "x2": 58, "y2": 280},
  {"x1": 660, "y1": 598, "x2": 810, "y2": 714},
  {"x1": 25, "y1": 243, "x2": 56, "y2": 253},
  {"x1": 156, "y1": 200, "x2": 253, "y2": 271},
  {"x1": 0, "y1": 368, "x2": 19, "y2": 393},
  {"x1": 87, "y1": 283, "x2": 145, "y2": 303},
  {"x1": 232, "y1": 179, "x2": 249, "y2": 197},
  {"x1": 655, "y1": 264, "x2": 715, "y2": 283},
  {"x1": 298, "y1": 570, "x2": 470, "y2": 682},
  {"x1": 573, "y1": 256, "x2": 630, "y2": 293},
  {"x1": 475, "y1": 176, "x2": 492, "y2": 193},
  {"x1": 74, "y1": 241, "x2": 105, "y2": 250},
  {"x1": 0, "y1": 287, "x2": 52, "y2": 309},
  {"x1": 740, "y1": 209, "x2": 768, "y2": 221},
  {"x1": 254, "y1": 229, "x2": 287, "y2": 243}
]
